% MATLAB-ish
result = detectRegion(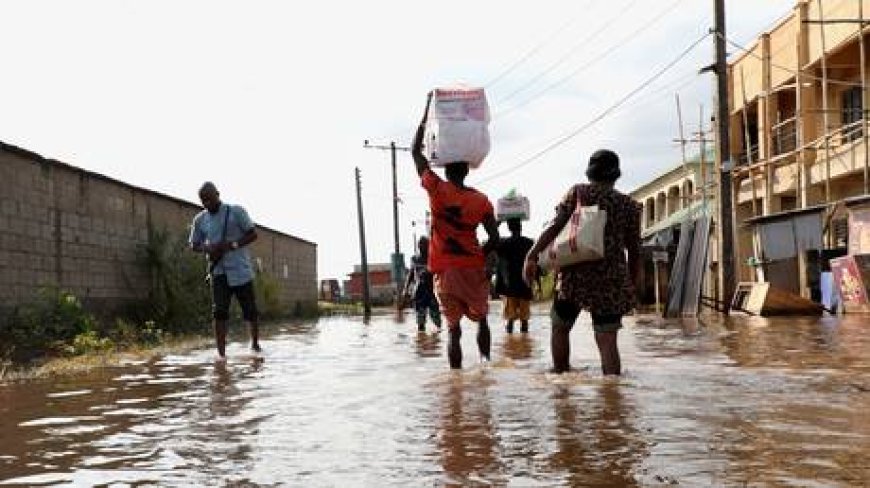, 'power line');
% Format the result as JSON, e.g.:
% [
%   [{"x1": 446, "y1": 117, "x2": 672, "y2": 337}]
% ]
[
  {"x1": 494, "y1": 0, "x2": 687, "y2": 120},
  {"x1": 493, "y1": 0, "x2": 642, "y2": 106},
  {"x1": 474, "y1": 33, "x2": 711, "y2": 186},
  {"x1": 499, "y1": 69, "x2": 701, "y2": 138},
  {"x1": 484, "y1": 0, "x2": 595, "y2": 89},
  {"x1": 606, "y1": 69, "x2": 702, "y2": 119},
  {"x1": 472, "y1": 91, "x2": 702, "y2": 201},
  {"x1": 409, "y1": 73, "x2": 701, "y2": 201}
]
